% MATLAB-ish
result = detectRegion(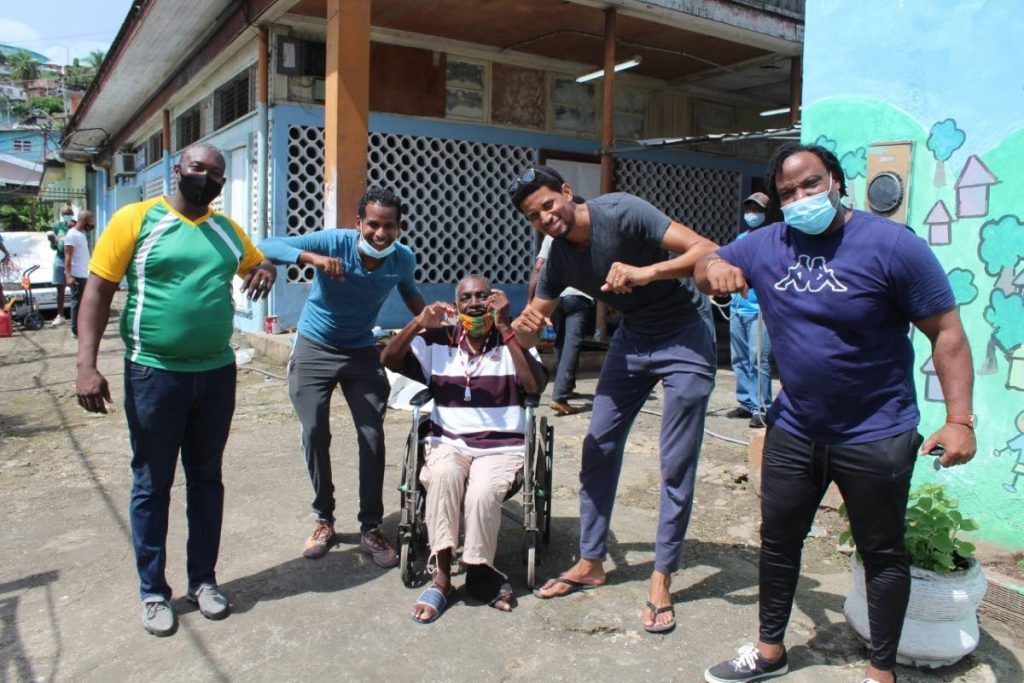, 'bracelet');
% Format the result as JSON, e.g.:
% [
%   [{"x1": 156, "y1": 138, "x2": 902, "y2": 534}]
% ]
[
  {"x1": 703, "y1": 257, "x2": 725, "y2": 277},
  {"x1": 502, "y1": 329, "x2": 517, "y2": 345}
]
